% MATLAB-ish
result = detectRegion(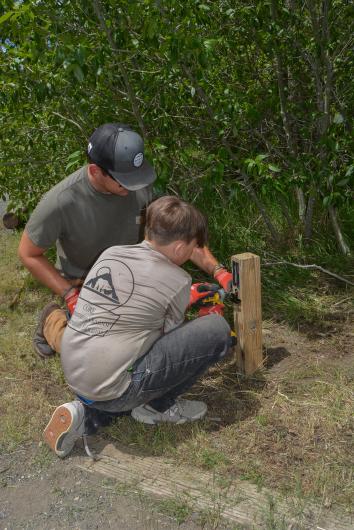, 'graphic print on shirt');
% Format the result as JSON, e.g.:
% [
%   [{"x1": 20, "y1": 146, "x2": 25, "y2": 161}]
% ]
[
  {"x1": 68, "y1": 259, "x2": 134, "y2": 337},
  {"x1": 85, "y1": 266, "x2": 119, "y2": 302}
]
